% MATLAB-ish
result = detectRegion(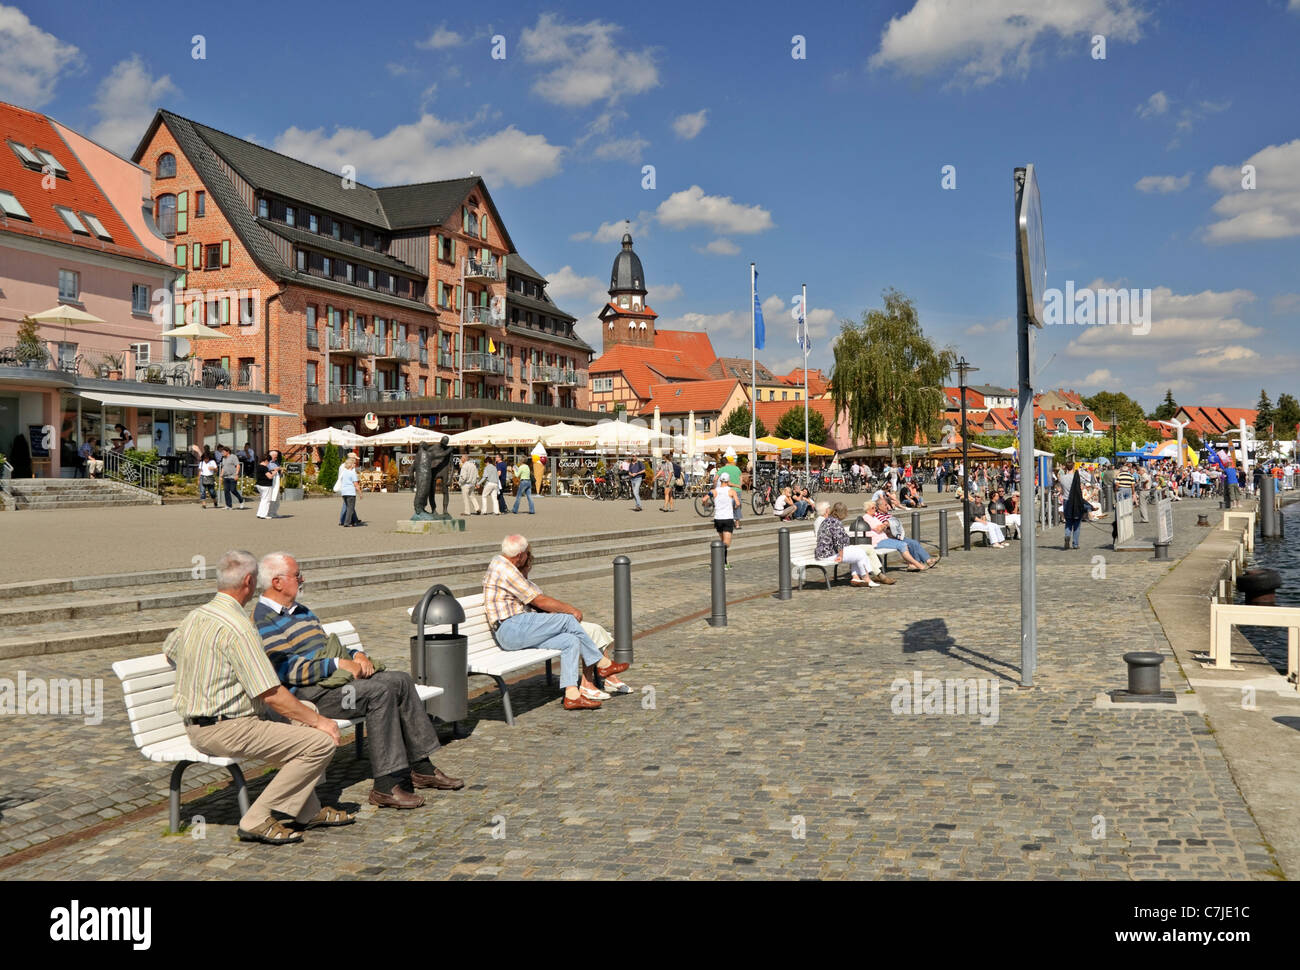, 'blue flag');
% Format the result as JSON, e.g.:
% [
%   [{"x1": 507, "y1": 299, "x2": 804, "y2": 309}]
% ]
[{"x1": 753, "y1": 287, "x2": 765, "y2": 350}]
